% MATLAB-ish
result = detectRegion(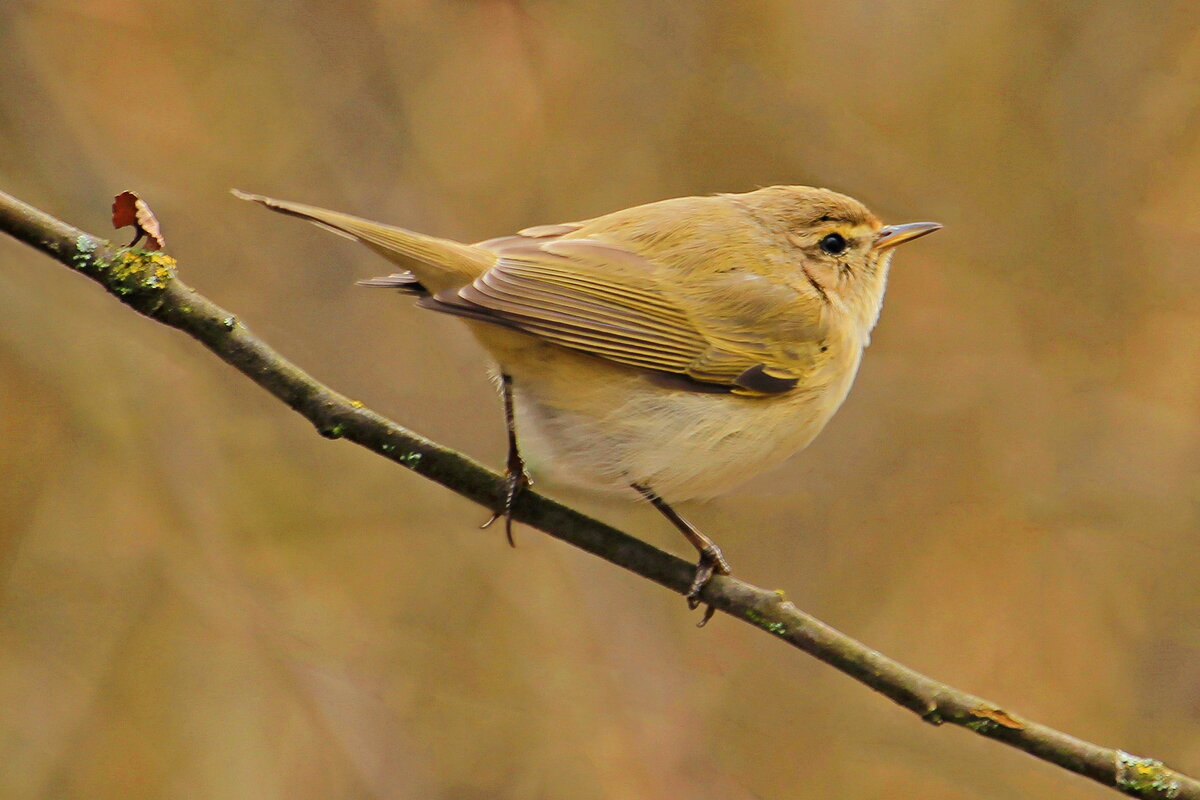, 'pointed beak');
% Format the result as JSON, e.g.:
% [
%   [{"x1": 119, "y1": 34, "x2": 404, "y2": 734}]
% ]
[{"x1": 873, "y1": 221, "x2": 942, "y2": 250}]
